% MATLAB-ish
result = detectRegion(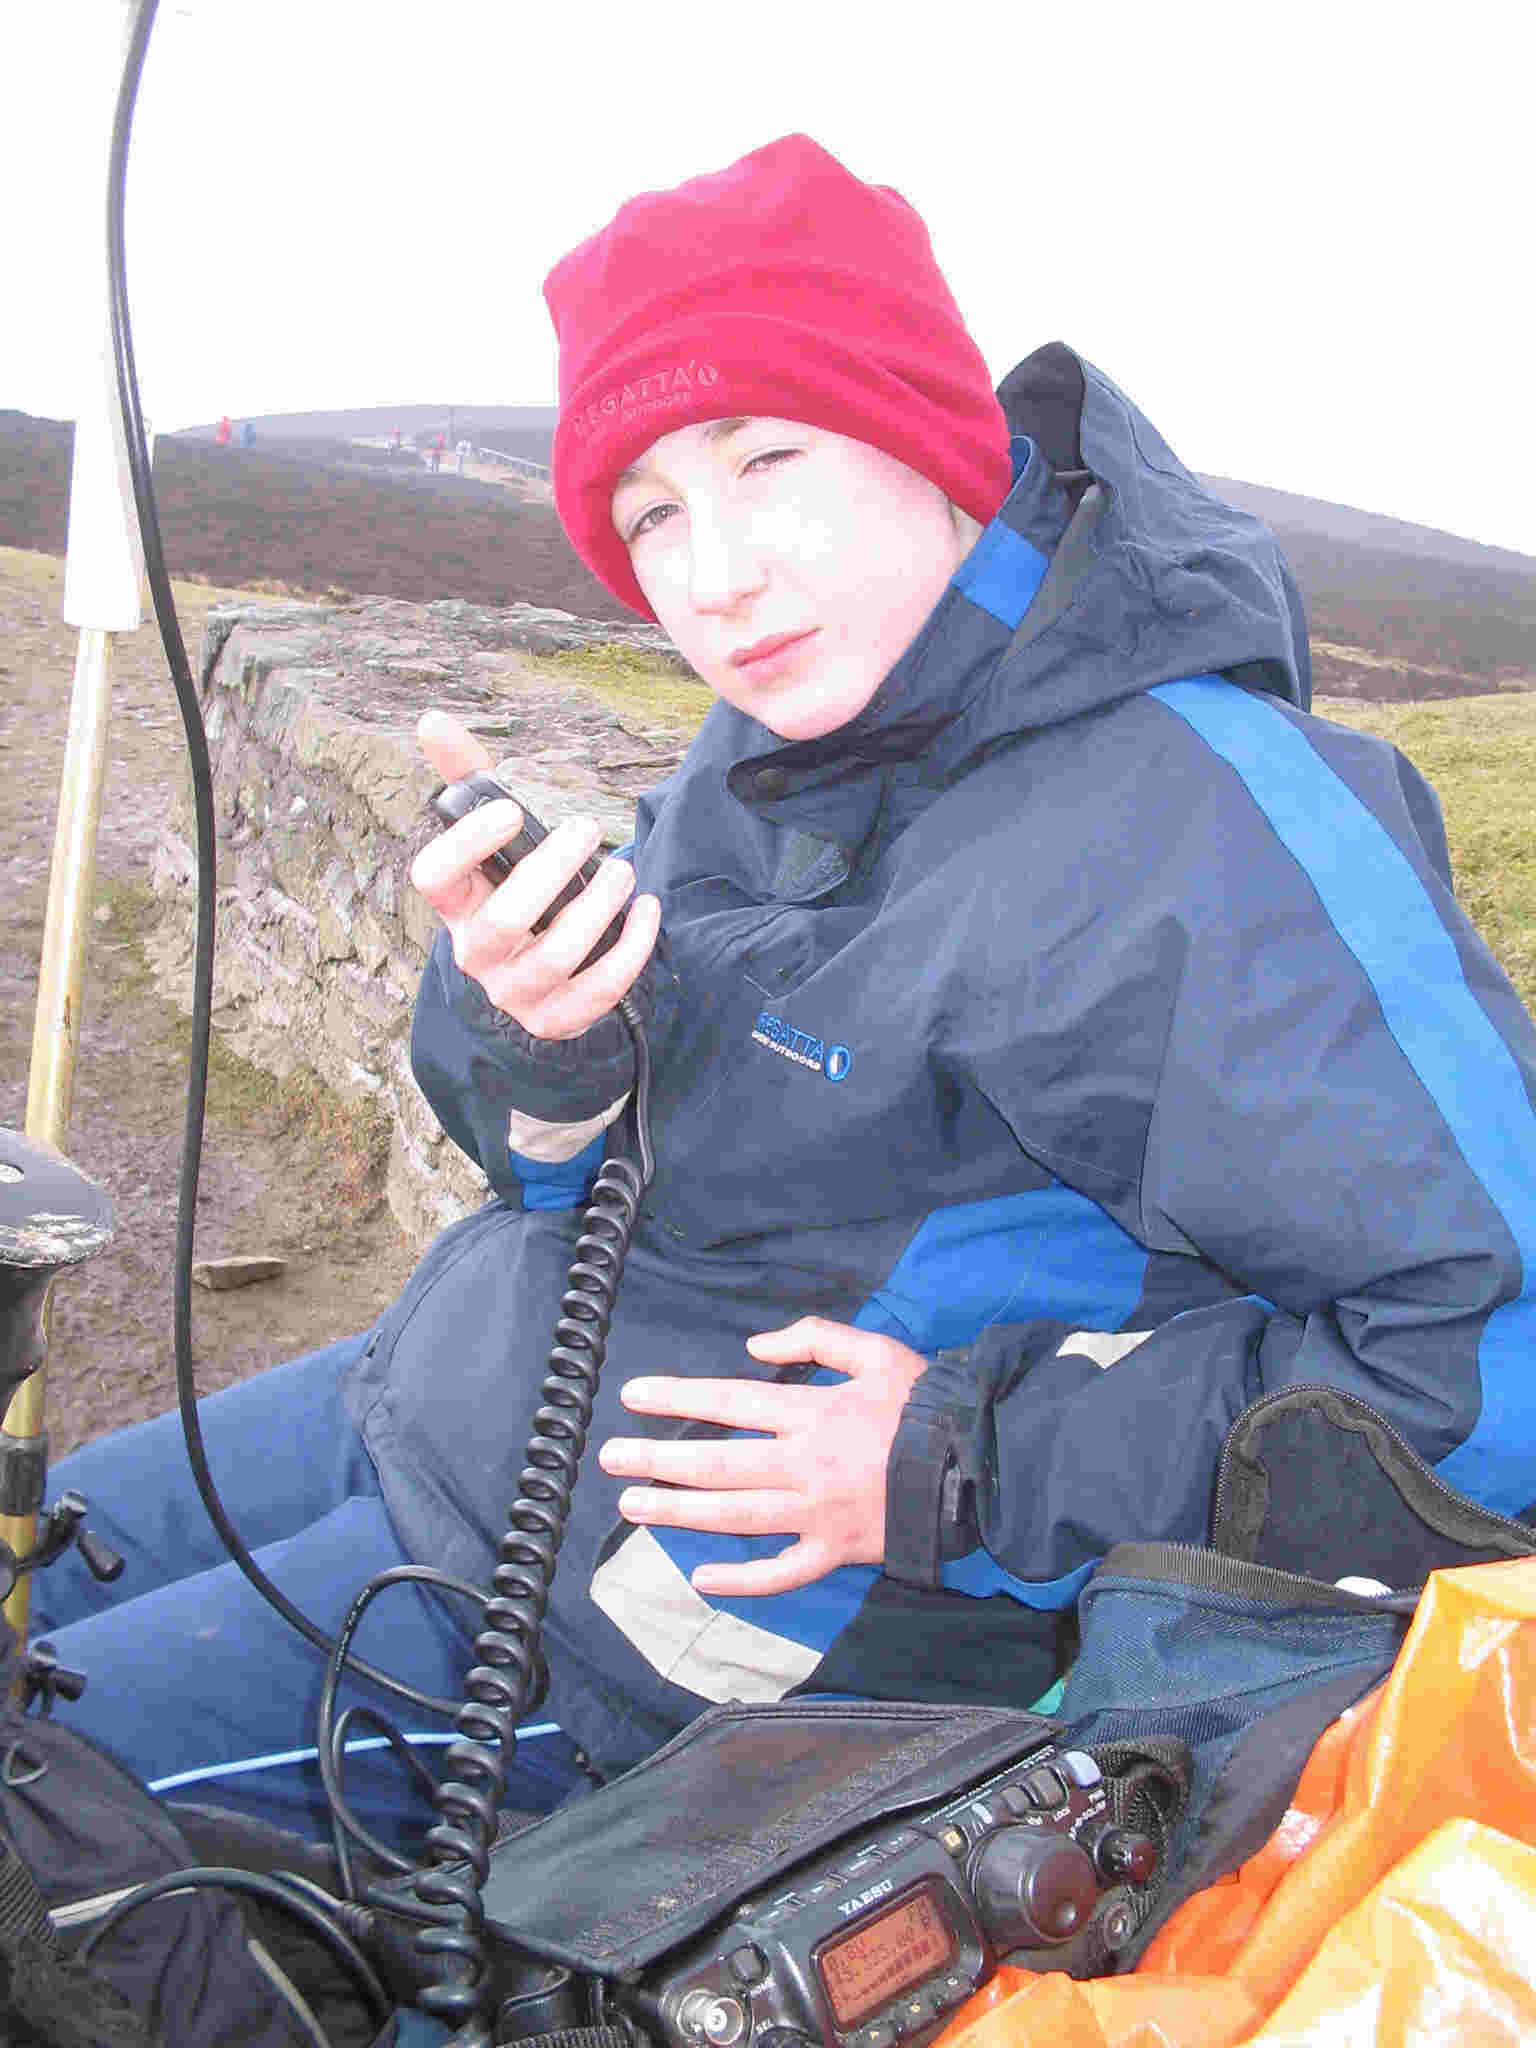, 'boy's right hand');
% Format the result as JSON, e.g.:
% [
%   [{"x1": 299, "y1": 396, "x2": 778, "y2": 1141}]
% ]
[{"x1": 409, "y1": 709, "x2": 661, "y2": 1041}]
